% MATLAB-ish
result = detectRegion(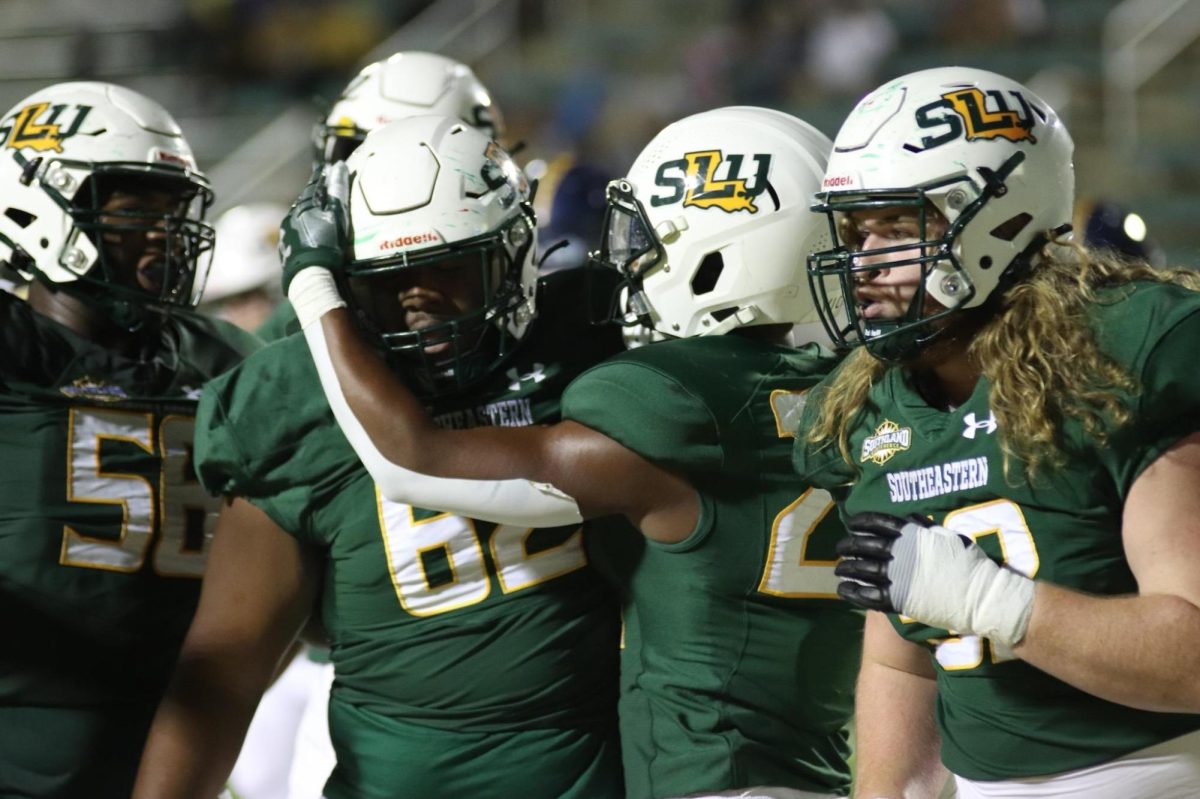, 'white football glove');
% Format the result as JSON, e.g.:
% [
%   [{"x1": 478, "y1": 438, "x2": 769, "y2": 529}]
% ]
[{"x1": 836, "y1": 511, "x2": 1035, "y2": 652}]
